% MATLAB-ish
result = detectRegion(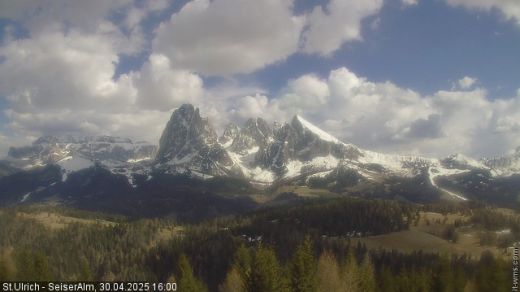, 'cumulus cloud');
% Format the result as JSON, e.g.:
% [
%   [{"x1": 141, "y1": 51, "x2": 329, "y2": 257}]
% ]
[
  {"x1": 445, "y1": 0, "x2": 520, "y2": 26},
  {"x1": 222, "y1": 68, "x2": 520, "y2": 157},
  {"x1": 277, "y1": 74, "x2": 331, "y2": 110},
  {"x1": 154, "y1": 0, "x2": 305, "y2": 76},
  {"x1": 457, "y1": 76, "x2": 477, "y2": 89},
  {"x1": 132, "y1": 54, "x2": 204, "y2": 111},
  {"x1": 0, "y1": 29, "x2": 136, "y2": 112},
  {"x1": 1, "y1": 0, "x2": 518, "y2": 160},
  {"x1": 153, "y1": 0, "x2": 383, "y2": 75},
  {"x1": 302, "y1": 0, "x2": 383, "y2": 56},
  {"x1": 0, "y1": 29, "x2": 202, "y2": 151},
  {"x1": 0, "y1": 0, "x2": 155, "y2": 55}
]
